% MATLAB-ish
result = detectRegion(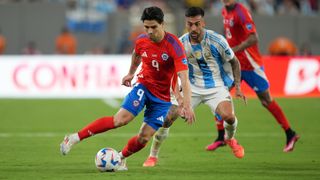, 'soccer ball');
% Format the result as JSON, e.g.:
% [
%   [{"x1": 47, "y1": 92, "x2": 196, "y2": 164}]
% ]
[{"x1": 95, "y1": 147, "x2": 121, "y2": 172}]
